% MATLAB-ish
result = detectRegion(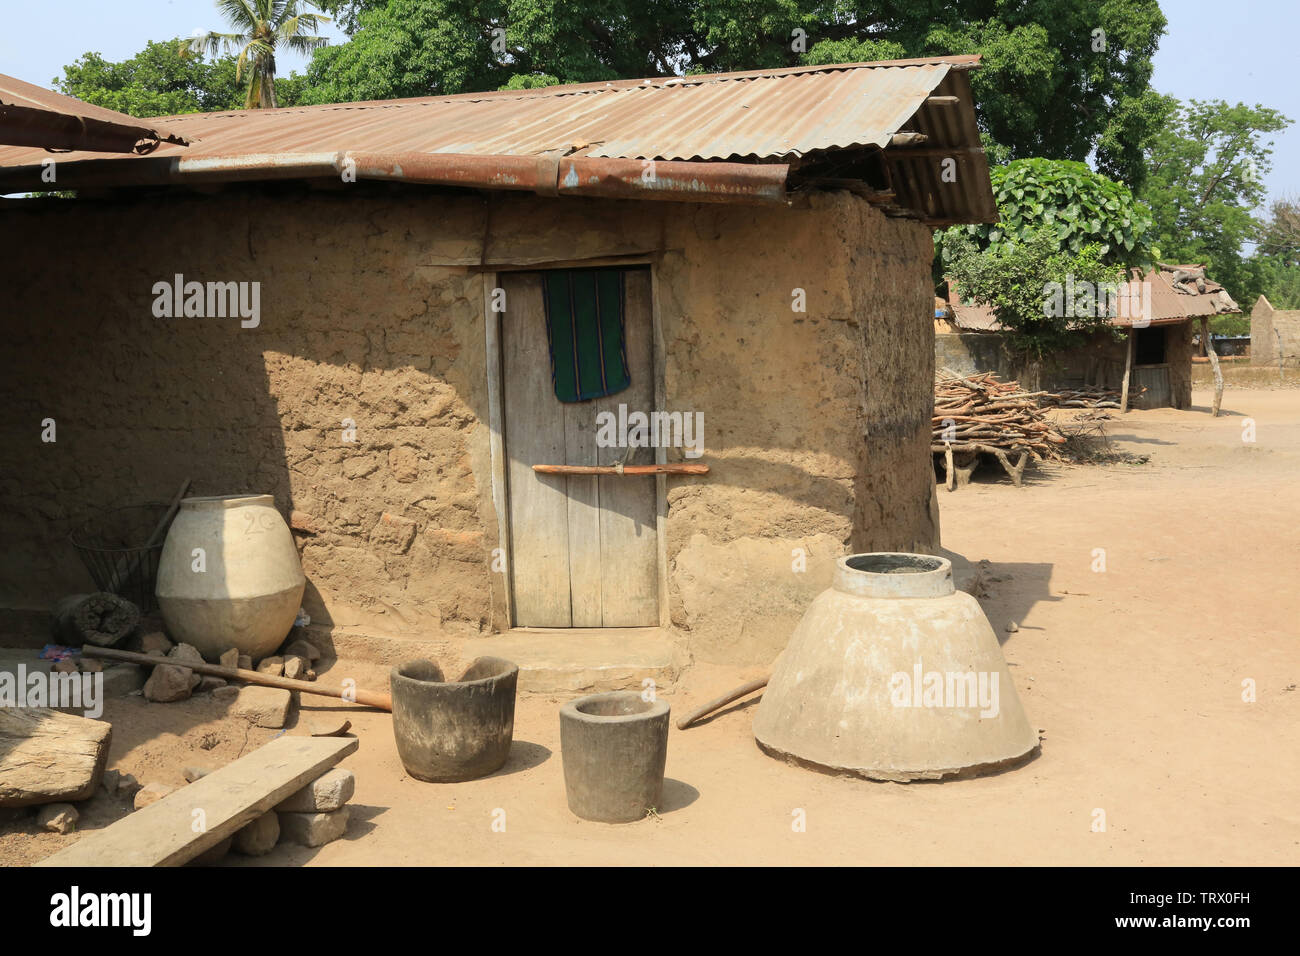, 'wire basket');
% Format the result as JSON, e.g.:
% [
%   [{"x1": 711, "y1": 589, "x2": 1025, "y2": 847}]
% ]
[{"x1": 69, "y1": 502, "x2": 172, "y2": 613}]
